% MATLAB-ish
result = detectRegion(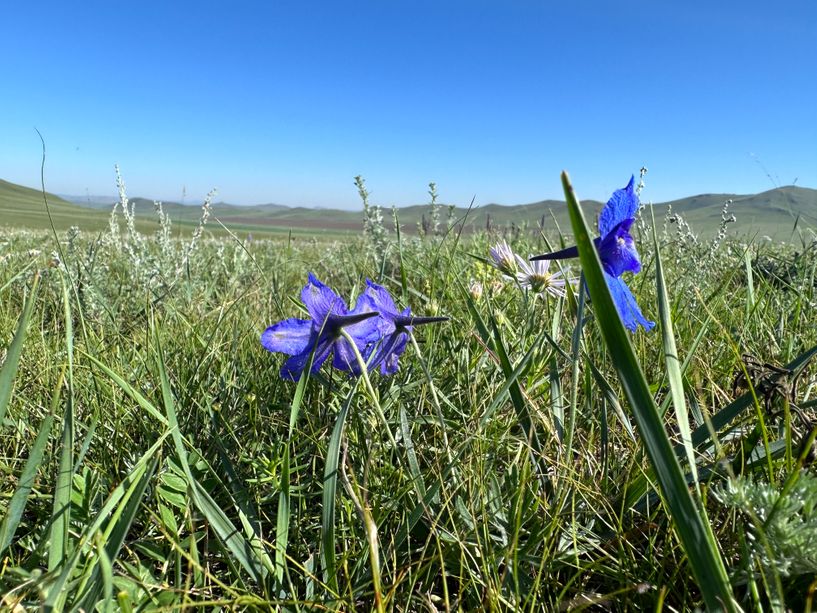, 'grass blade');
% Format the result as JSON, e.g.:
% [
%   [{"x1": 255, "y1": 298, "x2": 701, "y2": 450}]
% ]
[
  {"x1": 651, "y1": 208, "x2": 698, "y2": 487},
  {"x1": 0, "y1": 273, "x2": 39, "y2": 426},
  {"x1": 561, "y1": 171, "x2": 735, "y2": 611},
  {"x1": 0, "y1": 369, "x2": 62, "y2": 553},
  {"x1": 321, "y1": 383, "x2": 358, "y2": 596},
  {"x1": 154, "y1": 328, "x2": 270, "y2": 585},
  {"x1": 48, "y1": 275, "x2": 75, "y2": 572}
]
